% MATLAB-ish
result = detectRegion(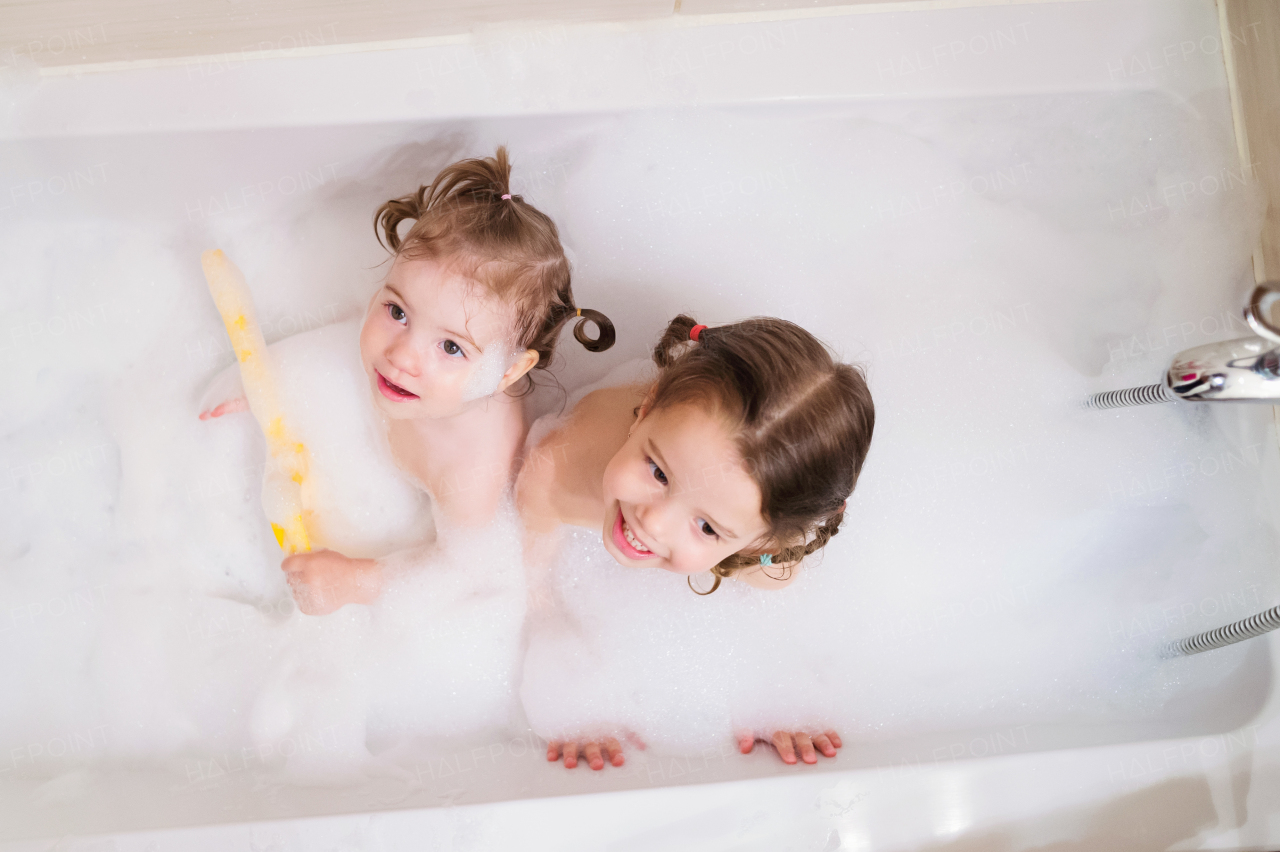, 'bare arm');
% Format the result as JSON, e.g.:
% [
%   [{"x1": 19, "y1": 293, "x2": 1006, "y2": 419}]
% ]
[{"x1": 428, "y1": 451, "x2": 515, "y2": 530}]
